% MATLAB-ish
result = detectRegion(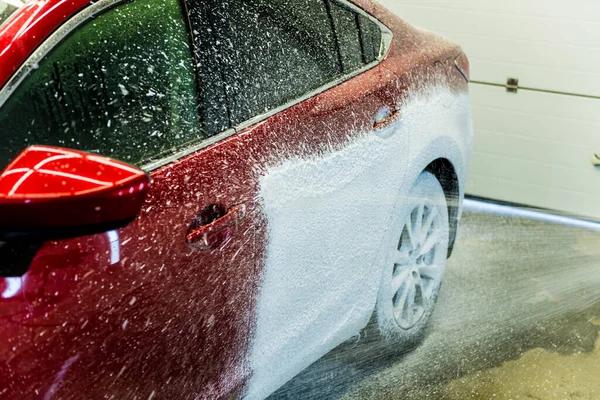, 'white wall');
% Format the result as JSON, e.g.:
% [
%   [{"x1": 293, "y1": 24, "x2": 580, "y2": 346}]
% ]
[{"x1": 378, "y1": 0, "x2": 600, "y2": 220}]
